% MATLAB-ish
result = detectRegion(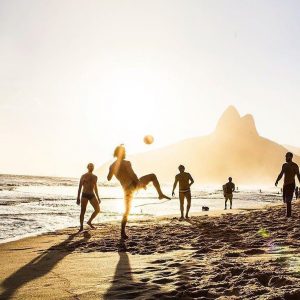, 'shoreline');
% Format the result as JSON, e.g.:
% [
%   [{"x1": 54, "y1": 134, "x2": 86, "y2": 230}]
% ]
[
  {"x1": 1, "y1": 201, "x2": 300, "y2": 299},
  {"x1": 0, "y1": 202, "x2": 281, "y2": 246}
]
